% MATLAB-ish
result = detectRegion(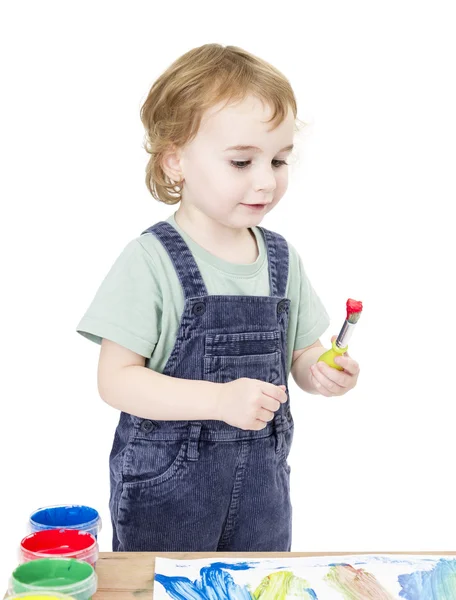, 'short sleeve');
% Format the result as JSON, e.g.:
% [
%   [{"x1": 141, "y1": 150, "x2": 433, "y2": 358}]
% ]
[
  {"x1": 294, "y1": 254, "x2": 330, "y2": 350},
  {"x1": 76, "y1": 239, "x2": 162, "y2": 358}
]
